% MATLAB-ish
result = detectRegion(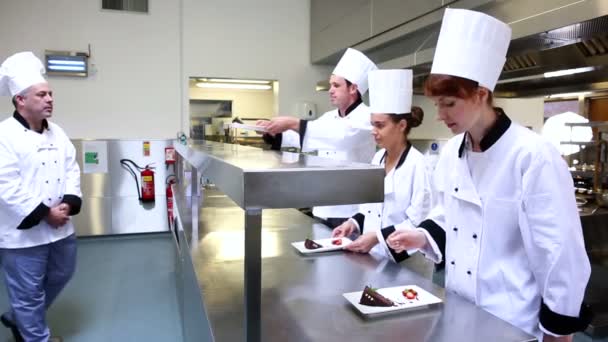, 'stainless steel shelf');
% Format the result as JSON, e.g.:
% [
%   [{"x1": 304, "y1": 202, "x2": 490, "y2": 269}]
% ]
[{"x1": 174, "y1": 140, "x2": 384, "y2": 342}]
